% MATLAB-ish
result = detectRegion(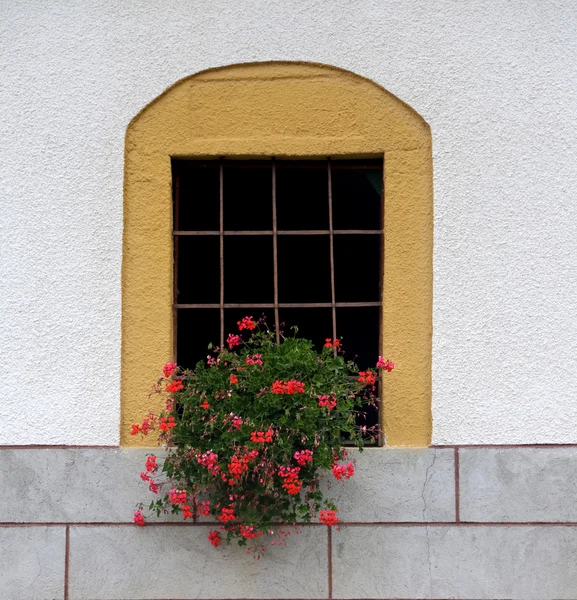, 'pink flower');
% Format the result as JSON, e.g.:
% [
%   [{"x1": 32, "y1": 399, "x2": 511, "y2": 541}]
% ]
[
  {"x1": 197, "y1": 450, "x2": 220, "y2": 475},
  {"x1": 376, "y1": 357, "x2": 395, "y2": 372},
  {"x1": 198, "y1": 500, "x2": 211, "y2": 516},
  {"x1": 294, "y1": 449, "x2": 313, "y2": 466},
  {"x1": 133, "y1": 509, "x2": 145, "y2": 526},
  {"x1": 318, "y1": 395, "x2": 337, "y2": 411},
  {"x1": 227, "y1": 334, "x2": 241, "y2": 349},
  {"x1": 163, "y1": 362, "x2": 177, "y2": 378},
  {"x1": 145, "y1": 455, "x2": 157, "y2": 473},
  {"x1": 245, "y1": 354, "x2": 263, "y2": 366}
]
